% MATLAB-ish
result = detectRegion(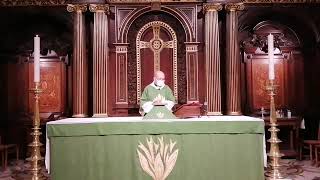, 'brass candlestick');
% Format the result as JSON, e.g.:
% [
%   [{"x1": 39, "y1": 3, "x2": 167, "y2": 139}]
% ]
[
  {"x1": 27, "y1": 82, "x2": 44, "y2": 180},
  {"x1": 265, "y1": 79, "x2": 287, "y2": 179}
]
